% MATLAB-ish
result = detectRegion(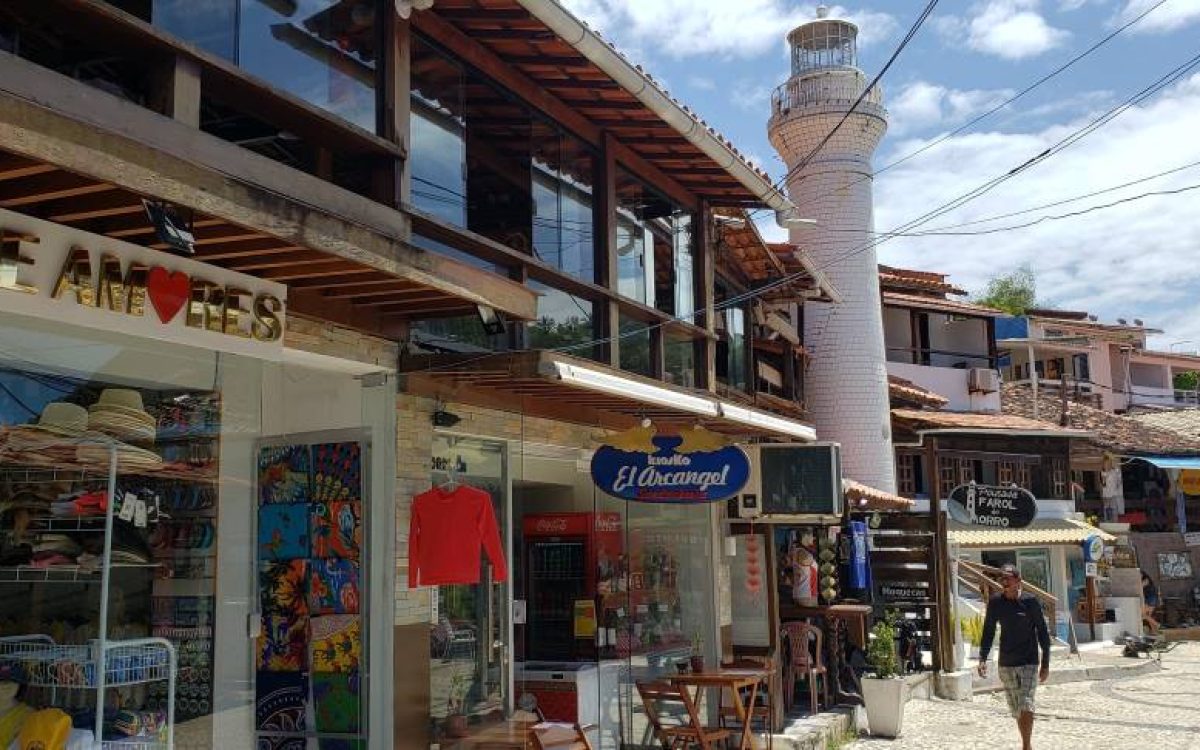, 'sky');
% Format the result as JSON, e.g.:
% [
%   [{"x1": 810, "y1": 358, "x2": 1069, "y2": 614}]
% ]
[{"x1": 559, "y1": 0, "x2": 1200, "y2": 350}]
